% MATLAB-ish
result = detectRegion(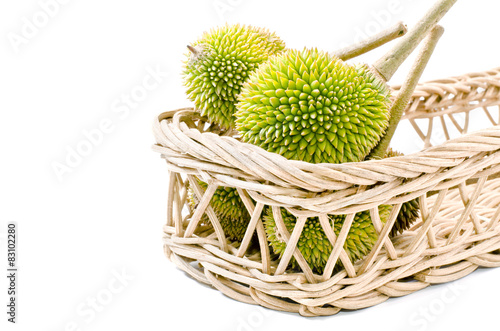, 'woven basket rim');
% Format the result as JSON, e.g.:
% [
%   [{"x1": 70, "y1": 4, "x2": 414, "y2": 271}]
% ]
[
  {"x1": 154, "y1": 66, "x2": 500, "y2": 178},
  {"x1": 392, "y1": 66, "x2": 500, "y2": 89},
  {"x1": 154, "y1": 107, "x2": 500, "y2": 167}
]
